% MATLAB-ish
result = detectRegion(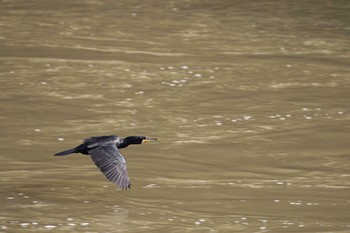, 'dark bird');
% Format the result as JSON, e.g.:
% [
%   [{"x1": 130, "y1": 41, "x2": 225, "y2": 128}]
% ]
[{"x1": 54, "y1": 135, "x2": 157, "y2": 190}]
